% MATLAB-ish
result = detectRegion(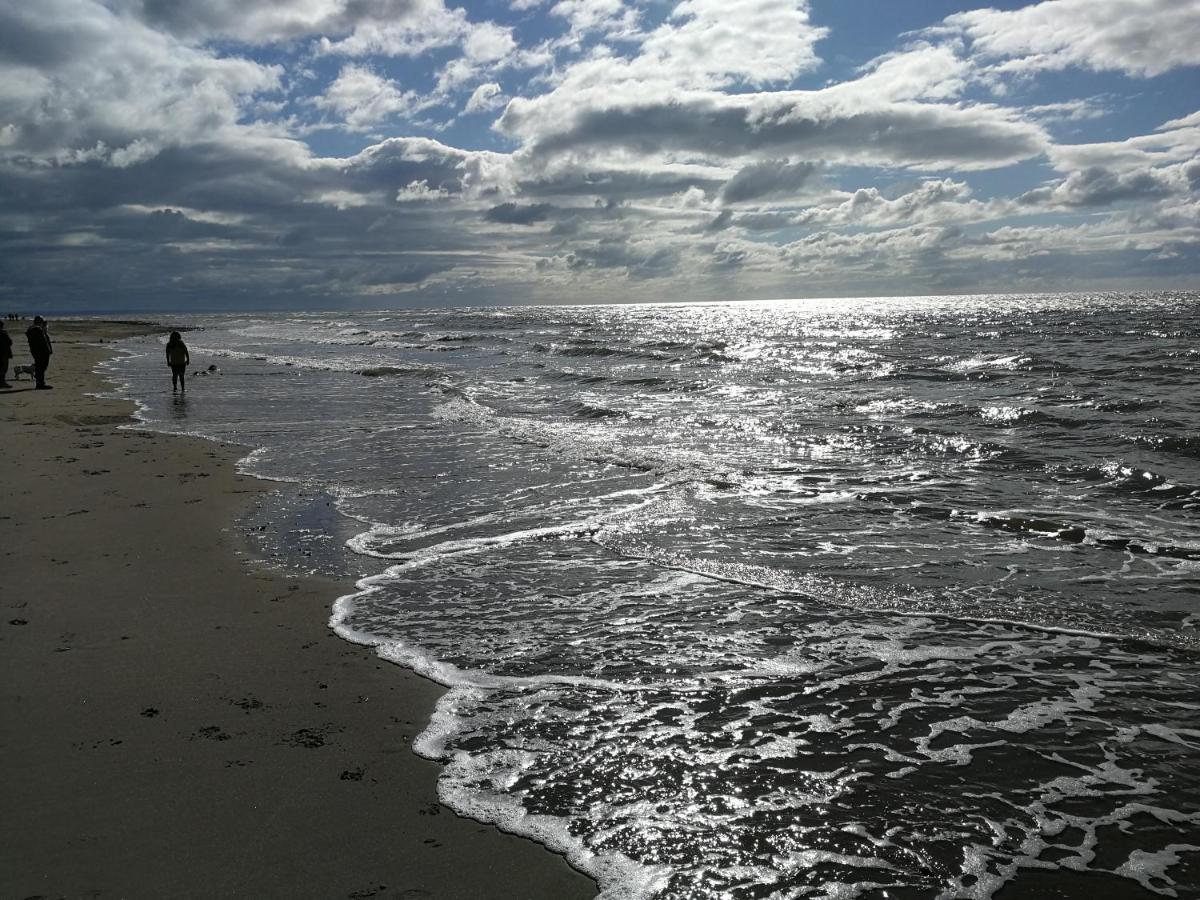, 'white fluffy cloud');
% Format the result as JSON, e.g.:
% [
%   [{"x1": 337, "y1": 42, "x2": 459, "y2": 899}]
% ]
[
  {"x1": 312, "y1": 65, "x2": 420, "y2": 129},
  {"x1": 1047, "y1": 112, "x2": 1200, "y2": 173},
  {"x1": 2, "y1": 0, "x2": 1198, "y2": 308},
  {"x1": 495, "y1": 2, "x2": 1044, "y2": 180},
  {"x1": 636, "y1": 0, "x2": 826, "y2": 87},
  {"x1": 550, "y1": 0, "x2": 639, "y2": 37},
  {"x1": 793, "y1": 179, "x2": 988, "y2": 228},
  {"x1": 464, "y1": 82, "x2": 507, "y2": 114},
  {"x1": 316, "y1": 4, "x2": 472, "y2": 57},
  {"x1": 850, "y1": 44, "x2": 972, "y2": 102},
  {"x1": 0, "y1": 0, "x2": 285, "y2": 163},
  {"x1": 940, "y1": 0, "x2": 1200, "y2": 78}
]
